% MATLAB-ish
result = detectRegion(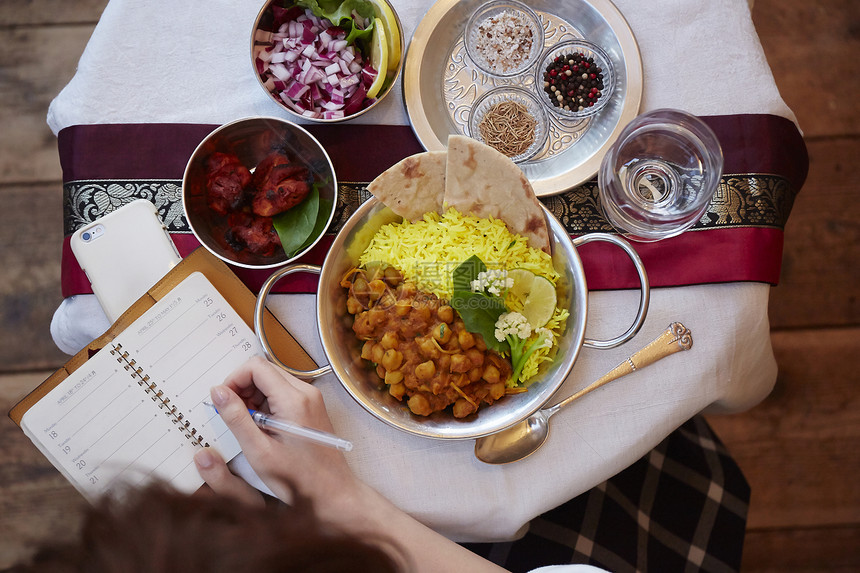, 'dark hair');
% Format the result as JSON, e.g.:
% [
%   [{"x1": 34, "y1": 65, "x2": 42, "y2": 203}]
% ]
[{"x1": 8, "y1": 484, "x2": 404, "y2": 573}]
